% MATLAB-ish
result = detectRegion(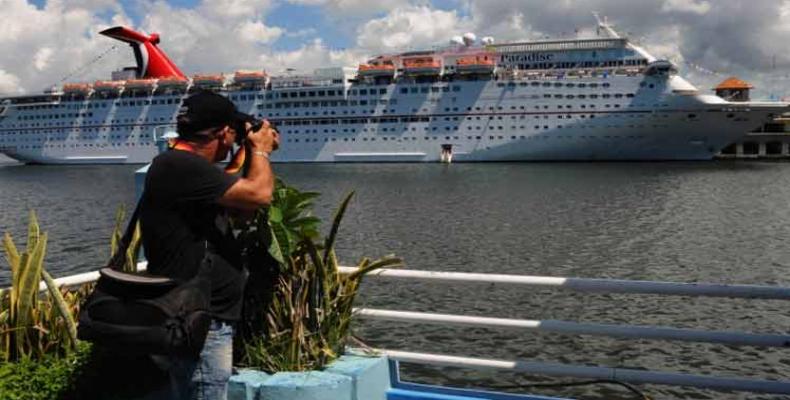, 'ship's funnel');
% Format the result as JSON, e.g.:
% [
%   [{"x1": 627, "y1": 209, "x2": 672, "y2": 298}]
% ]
[{"x1": 99, "y1": 26, "x2": 185, "y2": 79}]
